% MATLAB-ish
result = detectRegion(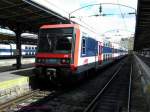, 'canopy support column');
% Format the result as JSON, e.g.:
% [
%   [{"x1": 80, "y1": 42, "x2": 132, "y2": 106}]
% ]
[{"x1": 14, "y1": 26, "x2": 22, "y2": 69}]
